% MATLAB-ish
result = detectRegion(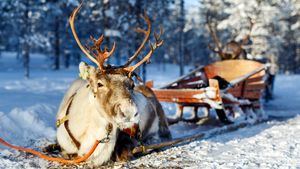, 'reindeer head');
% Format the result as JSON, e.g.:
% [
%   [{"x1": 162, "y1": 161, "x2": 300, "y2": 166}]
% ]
[
  {"x1": 78, "y1": 62, "x2": 139, "y2": 130},
  {"x1": 69, "y1": 4, "x2": 163, "y2": 131}
]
